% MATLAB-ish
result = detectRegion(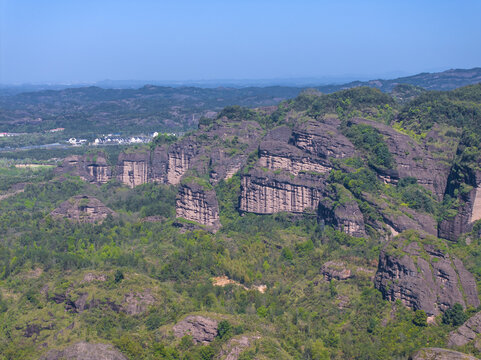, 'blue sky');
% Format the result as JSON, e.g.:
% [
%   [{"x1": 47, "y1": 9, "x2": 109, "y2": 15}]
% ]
[{"x1": 1, "y1": 0, "x2": 480, "y2": 83}]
